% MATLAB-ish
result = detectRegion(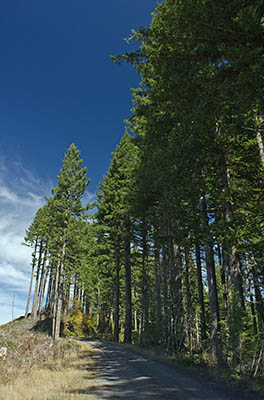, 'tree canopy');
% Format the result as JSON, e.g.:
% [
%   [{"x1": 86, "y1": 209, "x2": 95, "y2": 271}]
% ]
[{"x1": 23, "y1": 1, "x2": 264, "y2": 380}]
